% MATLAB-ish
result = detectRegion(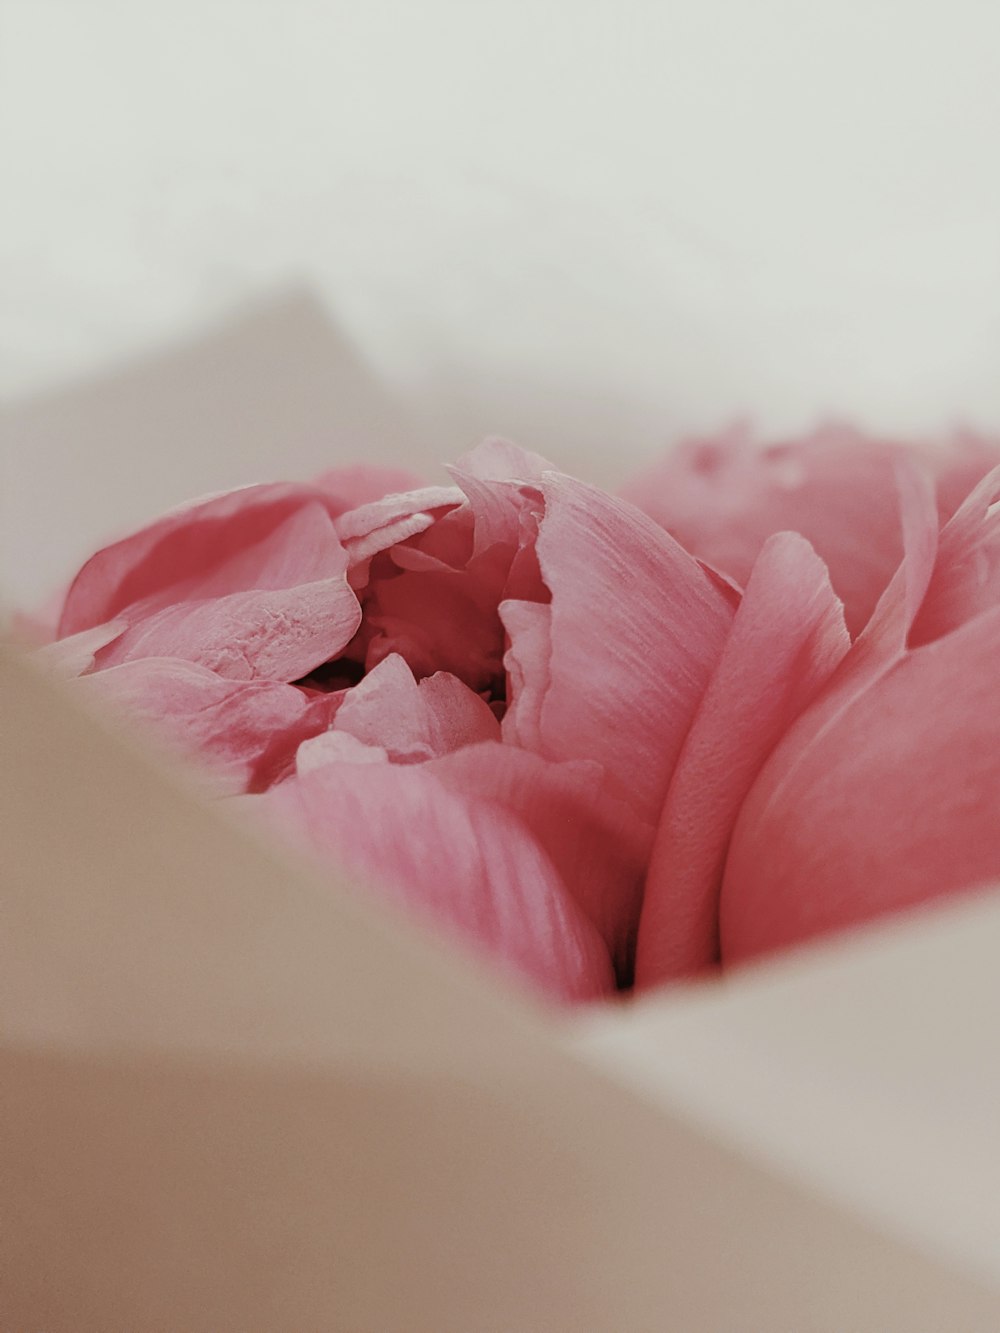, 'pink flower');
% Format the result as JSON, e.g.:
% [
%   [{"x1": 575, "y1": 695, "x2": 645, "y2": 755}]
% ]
[
  {"x1": 47, "y1": 424, "x2": 1000, "y2": 1001},
  {"x1": 49, "y1": 439, "x2": 746, "y2": 1002}
]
